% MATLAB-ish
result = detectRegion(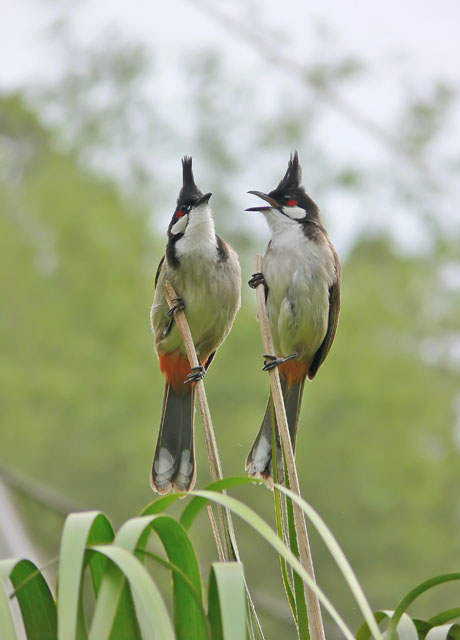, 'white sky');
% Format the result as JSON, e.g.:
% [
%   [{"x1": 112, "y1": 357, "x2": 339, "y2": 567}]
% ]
[
  {"x1": 2, "y1": 1, "x2": 459, "y2": 88},
  {"x1": 1, "y1": 0, "x2": 459, "y2": 253}
]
